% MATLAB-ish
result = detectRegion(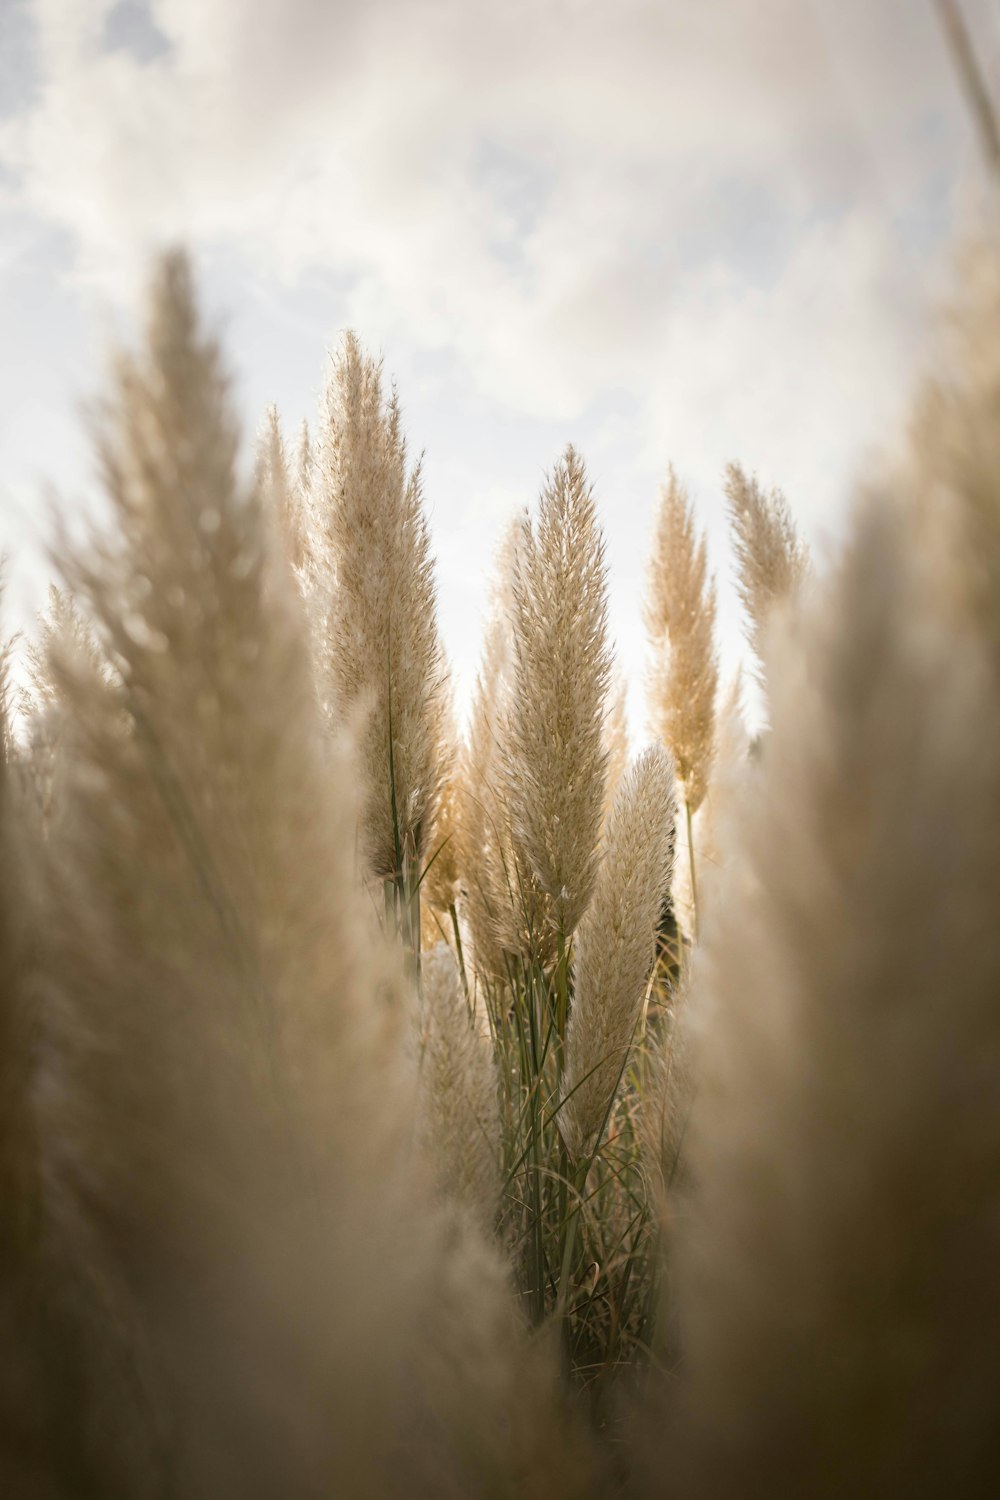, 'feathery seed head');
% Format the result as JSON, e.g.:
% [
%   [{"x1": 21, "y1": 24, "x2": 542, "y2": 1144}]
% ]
[
  {"x1": 601, "y1": 671, "x2": 630, "y2": 830},
  {"x1": 502, "y1": 445, "x2": 612, "y2": 946},
  {"x1": 35, "y1": 253, "x2": 430, "y2": 1495},
  {"x1": 318, "y1": 332, "x2": 448, "y2": 881},
  {"x1": 676, "y1": 486, "x2": 1000, "y2": 1494},
  {"x1": 415, "y1": 944, "x2": 501, "y2": 1233},
  {"x1": 908, "y1": 244, "x2": 1000, "y2": 673},
  {"x1": 561, "y1": 743, "x2": 677, "y2": 1159},
  {"x1": 458, "y1": 516, "x2": 523, "y2": 979},
  {"x1": 724, "y1": 461, "x2": 809, "y2": 668},
  {"x1": 422, "y1": 766, "x2": 461, "y2": 920},
  {"x1": 645, "y1": 468, "x2": 718, "y2": 815},
  {"x1": 256, "y1": 403, "x2": 310, "y2": 575}
]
